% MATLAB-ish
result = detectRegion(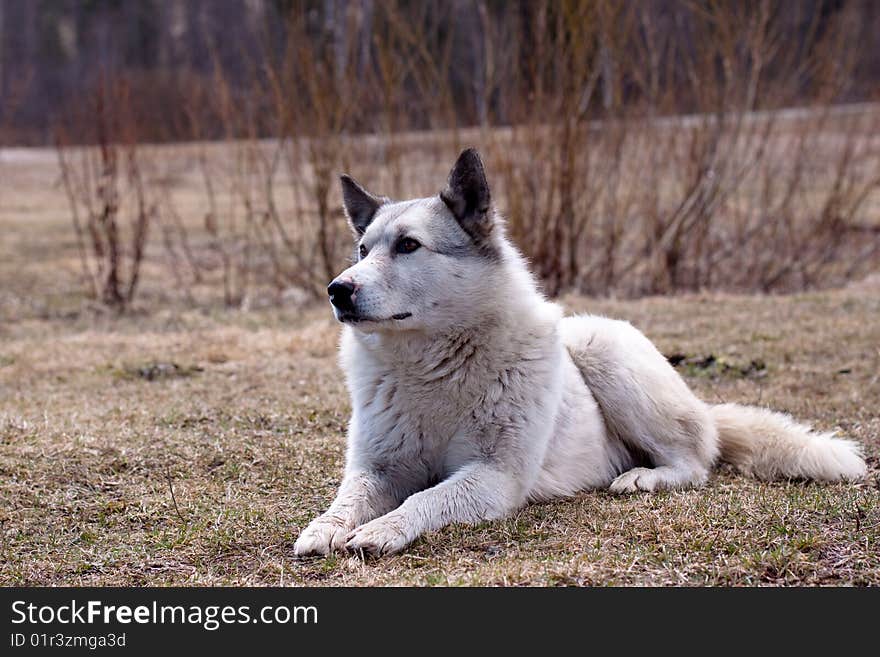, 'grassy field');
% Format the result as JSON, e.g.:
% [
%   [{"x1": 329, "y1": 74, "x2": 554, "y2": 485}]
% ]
[{"x1": 0, "y1": 147, "x2": 878, "y2": 586}]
